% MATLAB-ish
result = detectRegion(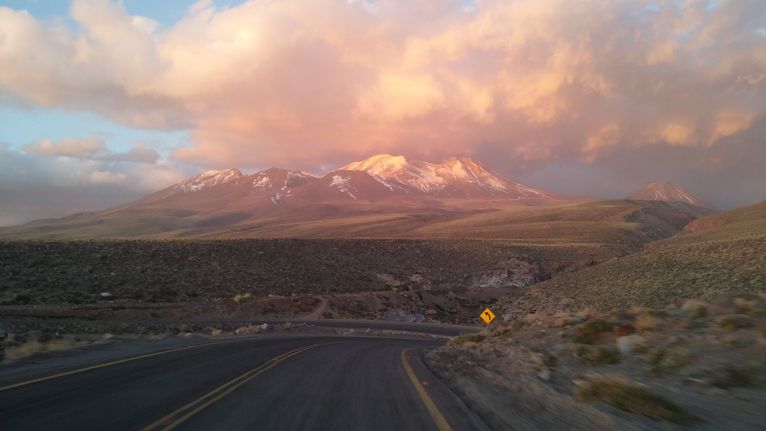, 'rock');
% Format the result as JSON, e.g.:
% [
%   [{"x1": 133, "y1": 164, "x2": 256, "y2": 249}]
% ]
[
  {"x1": 99, "y1": 292, "x2": 113, "y2": 299},
  {"x1": 537, "y1": 368, "x2": 551, "y2": 381},
  {"x1": 680, "y1": 299, "x2": 708, "y2": 318},
  {"x1": 616, "y1": 334, "x2": 646, "y2": 356}
]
